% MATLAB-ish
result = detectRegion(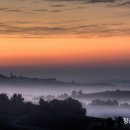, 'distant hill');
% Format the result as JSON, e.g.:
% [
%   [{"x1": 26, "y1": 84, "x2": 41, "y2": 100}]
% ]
[
  {"x1": 0, "y1": 73, "x2": 86, "y2": 87},
  {"x1": 86, "y1": 82, "x2": 114, "y2": 86},
  {"x1": 97, "y1": 79, "x2": 130, "y2": 85},
  {"x1": 0, "y1": 73, "x2": 116, "y2": 88},
  {"x1": 72, "y1": 90, "x2": 130, "y2": 102}
]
